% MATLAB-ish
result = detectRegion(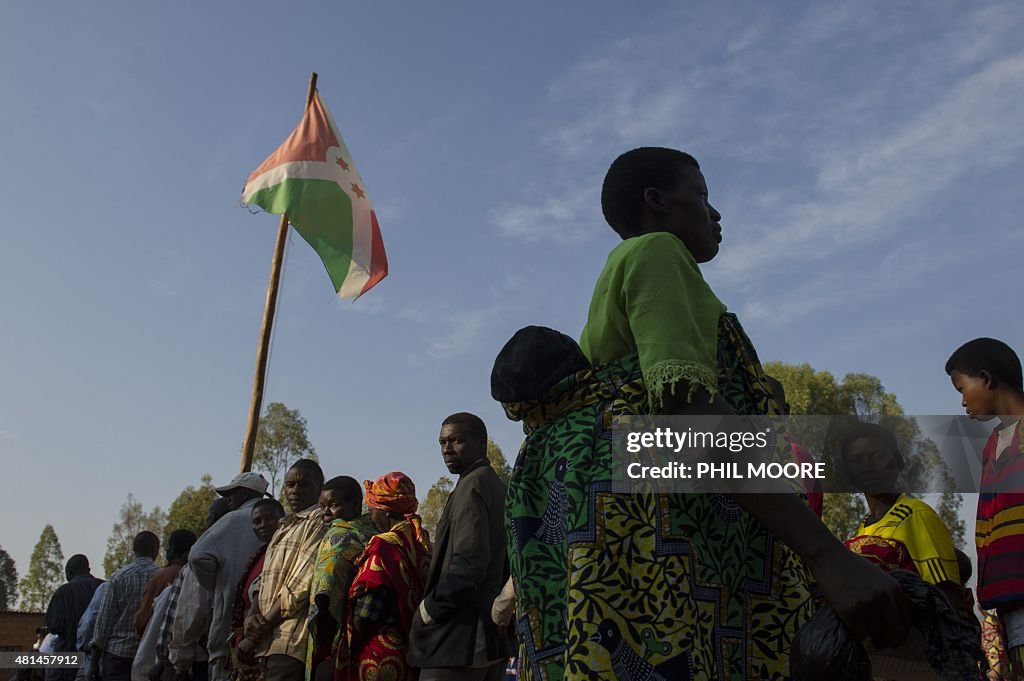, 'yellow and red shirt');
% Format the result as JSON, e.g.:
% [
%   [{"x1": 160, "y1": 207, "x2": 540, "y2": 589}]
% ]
[{"x1": 849, "y1": 494, "x2": 959, "y2": 585}]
